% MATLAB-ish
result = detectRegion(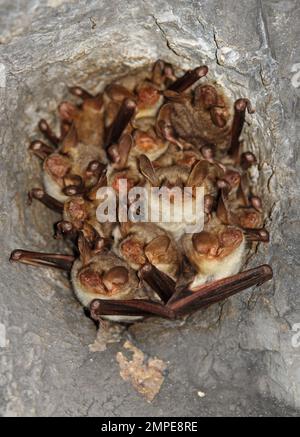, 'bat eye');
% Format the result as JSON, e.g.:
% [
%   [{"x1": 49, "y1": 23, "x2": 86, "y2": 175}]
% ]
[
  {"x1": 103, "y1": 266, "x2": 129, "y2": 292},
  {"x1": 219, "y1": 229, "x2": 243, "y2": 248},
  {"x1": 192, "y1": 231, "x2": 219, "y2": 256}
]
